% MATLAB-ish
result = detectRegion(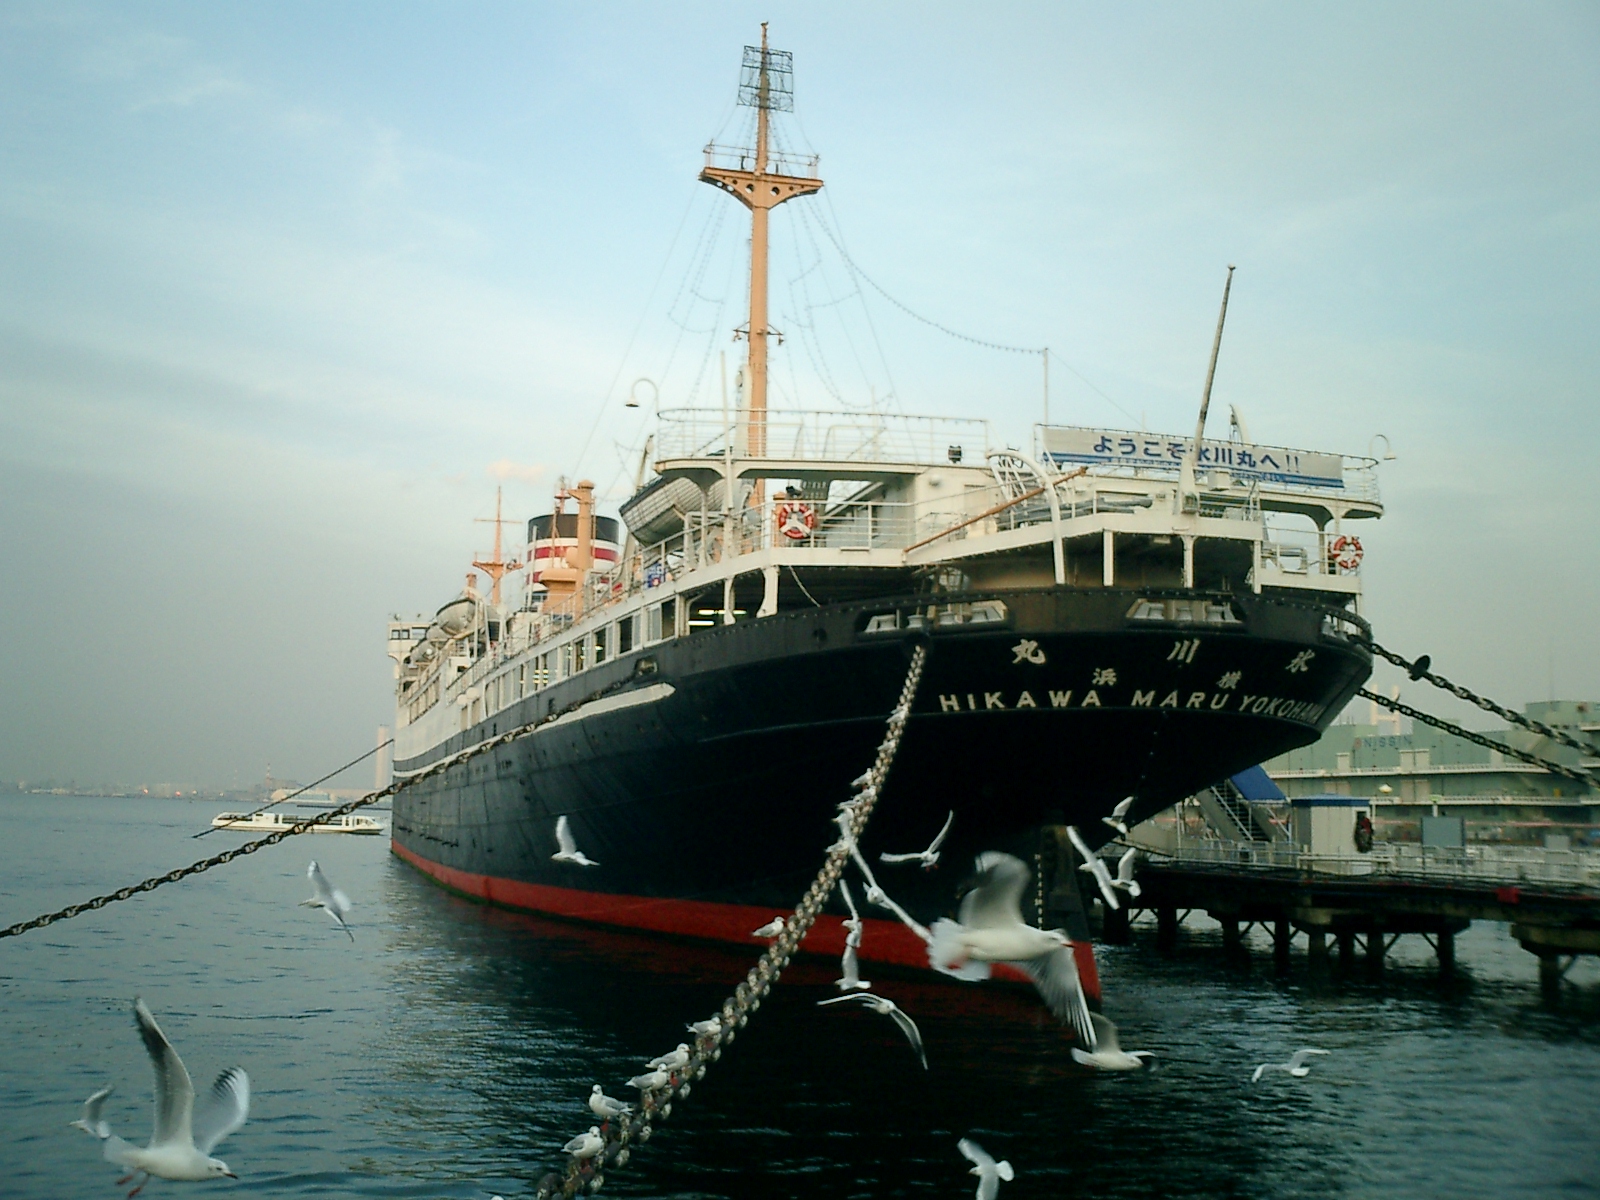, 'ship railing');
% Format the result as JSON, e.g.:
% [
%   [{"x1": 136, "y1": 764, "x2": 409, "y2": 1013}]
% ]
[
  {"x1": 1148, "y1": 838, "x2": 1600, "y2": 889},
  {"x1": 1258, "y1": 522, "x2": 1362, "y2": 578},
  {"x1": 656, "y1": 407, "x2": 991, "y2": 466},
  {"x1": 702, "y1": 143, "x2": 820, "y2": 179}
]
